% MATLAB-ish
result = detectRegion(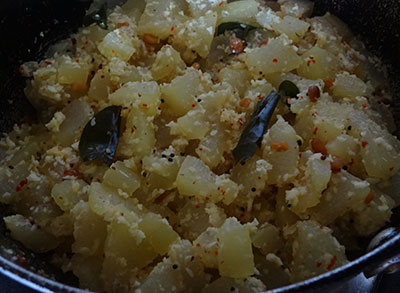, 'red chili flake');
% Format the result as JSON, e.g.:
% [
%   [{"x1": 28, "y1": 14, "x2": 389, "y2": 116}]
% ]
[
  {"x1": 326, "y1": 256, "x2": 337, "y2": 271},
  {"x1": 199, "y1": 148, "x2": 203, "y2": 151},
  {"x1": 15, "y1": 179, "x2": 28, "y2": 192},
  {"x1": 362, "y1": 104, "x2": 367, "y2": 109},
  {"x1": 390, "y1": 167, "x2": 394, "y2": 171},
  {"x1": 142, "y1": 103, "x2": 148, "y2": 107},
  {"x1": 101, "y1": 75, "x2": 105, "y2": 79},
  {"x1": 130, "y1": 128, "x2": 135, "y2": 134},
  {"x1": 99, "y1": 39, "x2": 103, "y2": 43},
  {"x1": 222, "y1": 191, "x2": 226, "y2": 196},
  {"x1": 215, "y1": 250, "x2": 218, "y2": 256},
  {"x1": 192, "y1": 181, "x2": 196, "y2": 184},
  {"x1": 138, "y1": 93, "x2": 142, "y2": 97},
  {"x1": 19, "y1": 66, "x2": 24, "y2": 72},
  {"x1": 44, "y1": 60, "x2": 53, "y2": 65},
  {"x1": 195, "y1": 205, "x2": 200, "y2": 209},
  {"x1": 217, "y1": 186, "x2": 221, "y2": 191},
  {"x1": 272, "y1": 58, "x2": 278, "y2": 63},
  {"x1": 219, "y1": 1, "x2": 224, "y2": 6},
  {"x1": 170, "y1": 26, "x2": 175, "y2": 32},
  {"x1": 316, "y1": 262, "x2": 322, "y2": 268},
  {"x1": 71, "y1": 37, "x2": 77, "y2": 45},
  {"x1": 120, "y1": 212, "x2": 124, "y2": 216},
  {"x1": 196, "y1": 243, "x2": 201, "y2": 247},
  {"x1": 192, "y1": 104, "x2": 195, "y2": 107},
  {"x1": 313, "y1": 127, "x2": 319, "y2": 135},
  {"x1": 308, "y1": 86, "x2": 320, "y2": 103},
  {"x1": 349, "y1": 158, "x2": 354, "y2": 165},
  {"x1": 258, "y1": 40, "x2": 269, "y2": 47},
  {"x1": 361, "y1": 141, "x2": 368, "y2": 148},
  {"x1": 257, "y1": 95, "x2": 263, "y2": 100},
  {"x1": 238, "y1": 118, "x2": 245, "y2": 125},
  {"x1": 298, "y1": 153, "x2": 302, "y2": 158}
]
